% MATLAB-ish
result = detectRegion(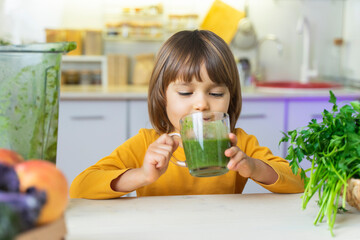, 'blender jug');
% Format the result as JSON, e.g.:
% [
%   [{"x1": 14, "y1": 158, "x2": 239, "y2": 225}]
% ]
[{"x1": 0, "y1": 42, "x2": 76, "y2": 163}]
